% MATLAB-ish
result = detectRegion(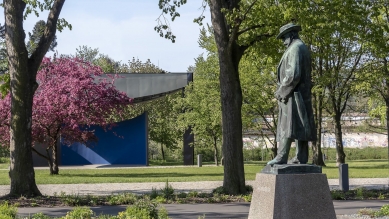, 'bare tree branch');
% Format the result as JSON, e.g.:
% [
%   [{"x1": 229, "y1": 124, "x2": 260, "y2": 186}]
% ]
[{"x1": 29, "y1": 0, "x2": 65, "y2": 77}]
